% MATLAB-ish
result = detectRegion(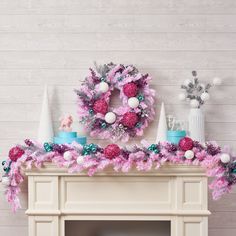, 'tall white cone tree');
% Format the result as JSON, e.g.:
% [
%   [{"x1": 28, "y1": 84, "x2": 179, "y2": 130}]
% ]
[
  {"x1": 37, "y1": 85, "x2": 54, "y2": 143},
  {"x1": 155, "y1": 102, "x2": 167, "y2": 143}
]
